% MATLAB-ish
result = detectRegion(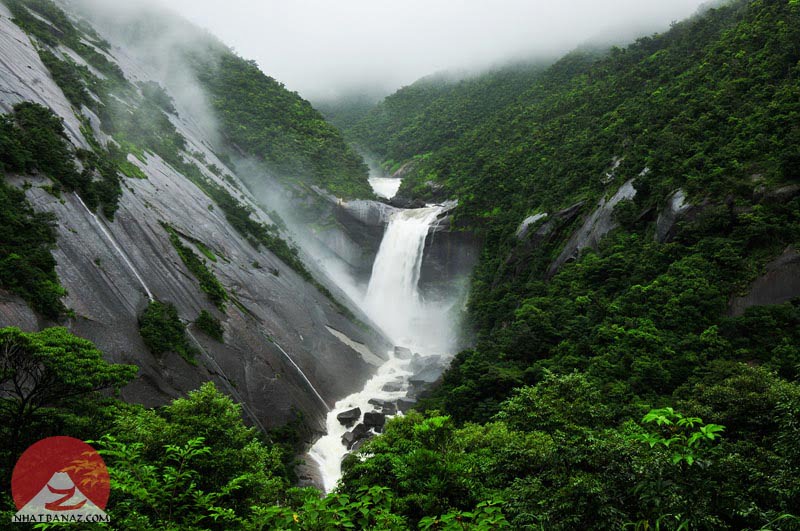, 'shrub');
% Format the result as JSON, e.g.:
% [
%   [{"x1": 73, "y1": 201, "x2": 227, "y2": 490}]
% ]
[
  {"x1": 195, "y1": 310, "x2": 224, "y2": 342},
  {"x1": 138, "y1": 300, "x2": 196, "y2": 363}
]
